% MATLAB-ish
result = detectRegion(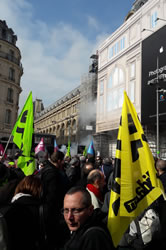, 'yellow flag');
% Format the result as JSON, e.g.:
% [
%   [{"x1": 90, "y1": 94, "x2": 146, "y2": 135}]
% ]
[{"x1": 108, "y1": 91, "x2": 163, "y2": 247}]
